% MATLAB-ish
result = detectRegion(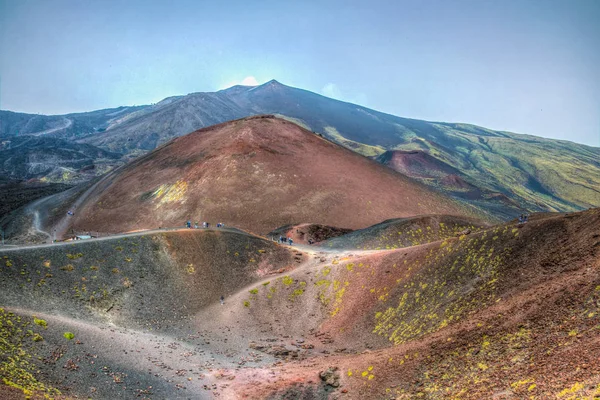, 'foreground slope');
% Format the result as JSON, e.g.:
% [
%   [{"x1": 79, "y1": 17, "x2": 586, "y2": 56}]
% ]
[
  {"x1": 1, "y1": 208, "x2": 599, "y2": 399},
  {"x1": 221, "y1": 208, "x2": 600, "y2": 399},
  {"x1": 0, "y1": 228, "x2": 297, "y2": 399},
  {"x1": 67, "y1": 115, "x2": 478, "y2": 235}
]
